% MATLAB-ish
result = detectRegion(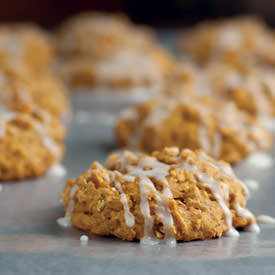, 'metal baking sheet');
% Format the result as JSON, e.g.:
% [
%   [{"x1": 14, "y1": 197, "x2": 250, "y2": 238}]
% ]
[{"x1": 1, "y1": 31, "x2": 275, "y2": 274}]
